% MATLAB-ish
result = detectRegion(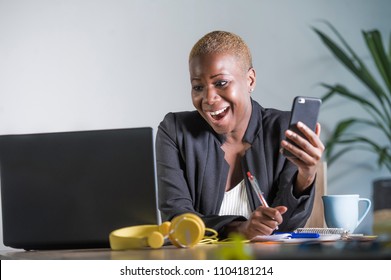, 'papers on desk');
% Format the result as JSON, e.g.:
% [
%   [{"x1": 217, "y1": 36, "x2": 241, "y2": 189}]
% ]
[
  {"x1": 251, "y1": 232, "x2": 341, "y2": 243},
  {"x1": 250, "y1": 228, "x2": 377, "y2": 243},
  {"x1": 295, "y1": 227, "x2": 377, "y2": 241}
]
